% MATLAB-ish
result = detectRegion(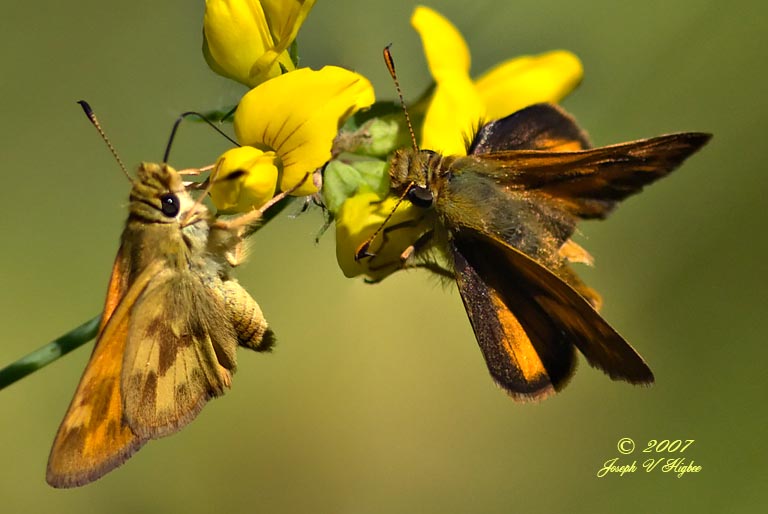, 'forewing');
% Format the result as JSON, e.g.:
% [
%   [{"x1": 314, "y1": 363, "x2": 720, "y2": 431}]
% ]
[
  {"x1": 46, "y1": 251, "x2": 158, "y2": 488},
  {"x1": 452, "y1": 239, "x2": 575, "y2": 400},
  {"x1": 480, "y1": 132, "x2": 711, "y2": 218},
  {"x1": 451, "y1": 229, "x2": 653, "y2": 398},
  {"x1": 121, "y1": 270, "x2": 239, "y2": 440},
  {"x1": 468, "y1": 103, "x2": 591, "y2": 154}
]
